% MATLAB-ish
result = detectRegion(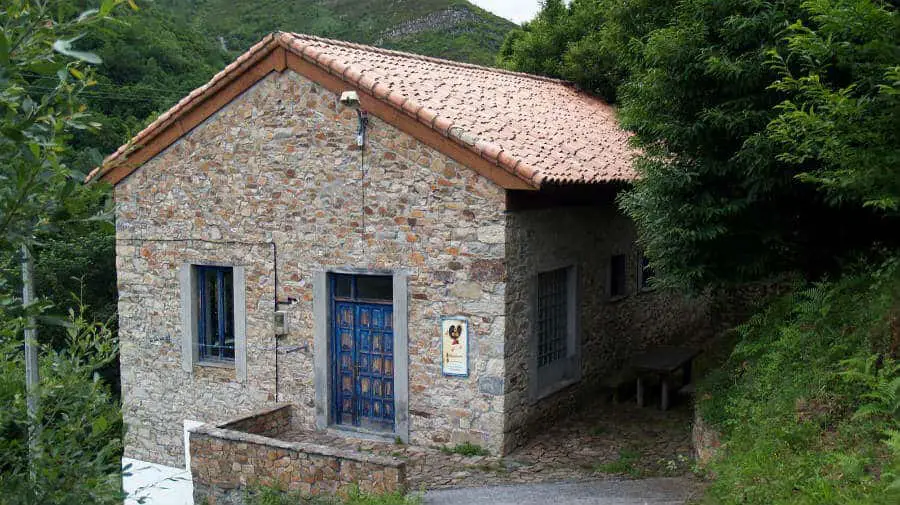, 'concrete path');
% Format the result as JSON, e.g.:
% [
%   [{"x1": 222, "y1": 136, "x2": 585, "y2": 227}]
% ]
[
  {"x1": 122, "y1": 457, "x2": 193, "y2": 505},
  {"x1": 423, "y1": 478, "x2": 702, "y2": 505}
]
